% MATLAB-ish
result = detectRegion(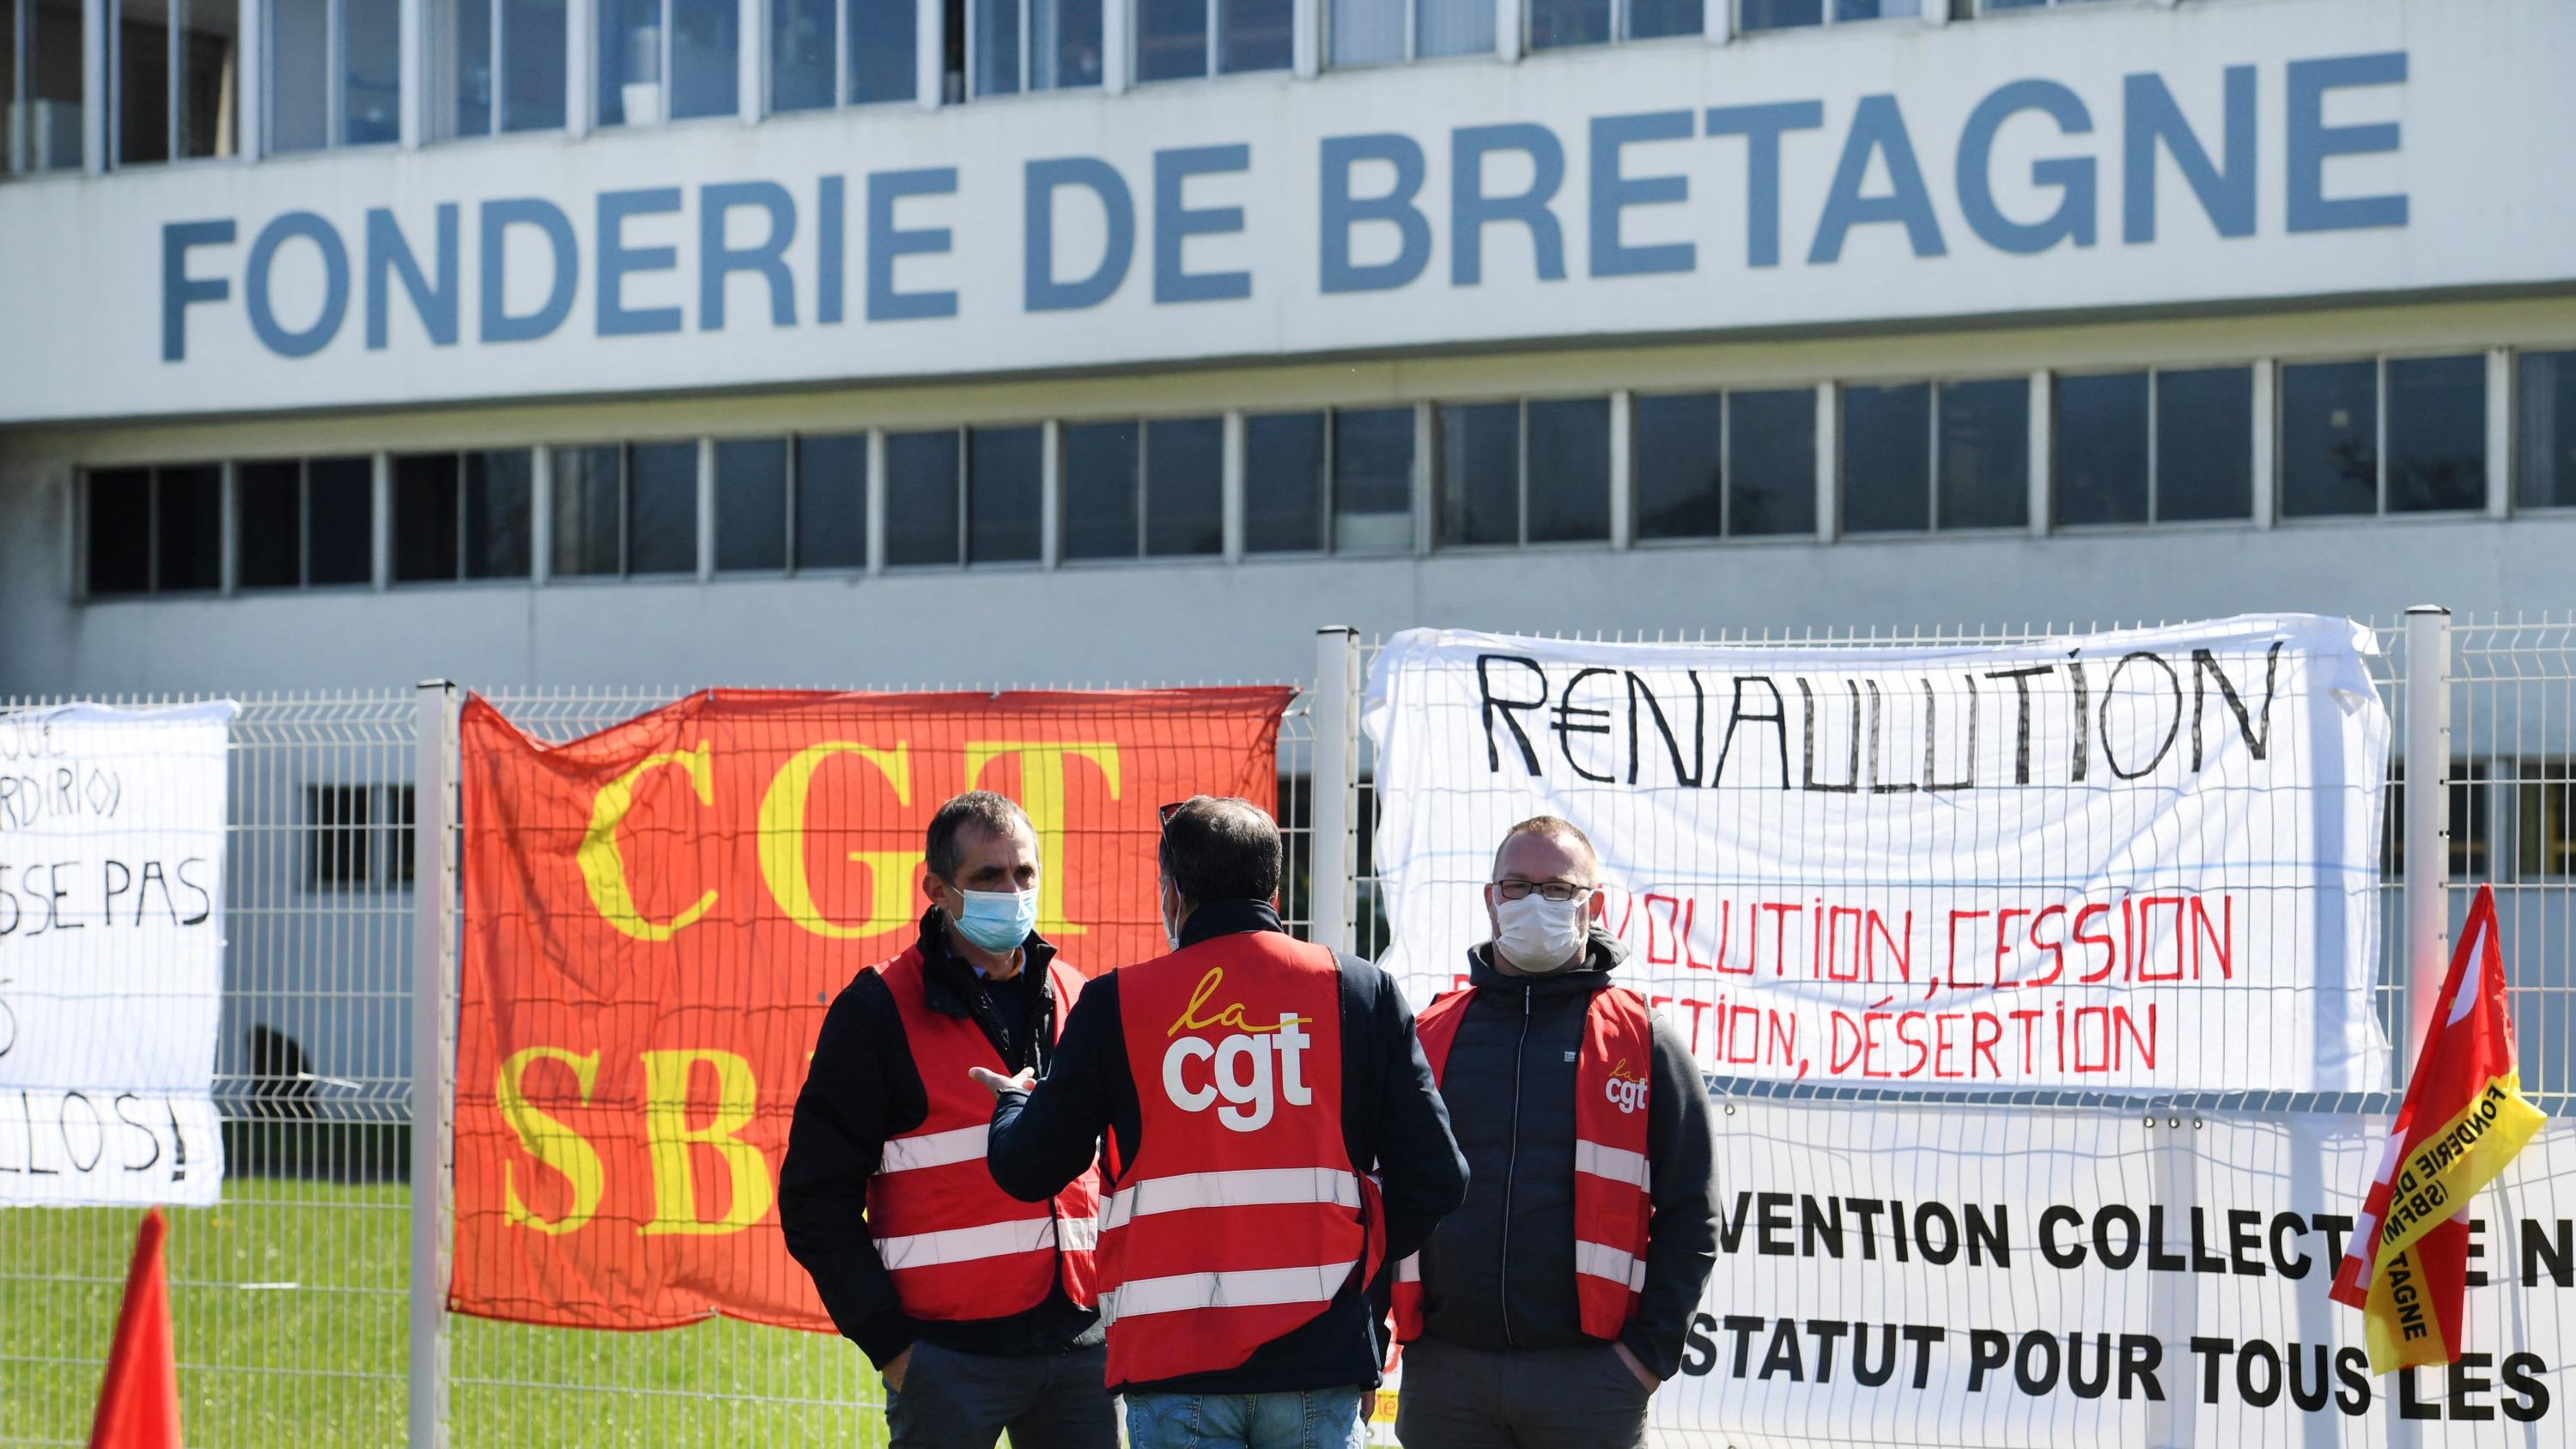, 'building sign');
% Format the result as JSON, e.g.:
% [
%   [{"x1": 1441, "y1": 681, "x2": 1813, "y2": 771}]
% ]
[
  {"x1": 449, "y1": 686, "x2": 1288, "y2": 1330},
  {"x1": 1, "y1": 0, "x2": 2569, "y2": 423},
  {"x1": 0, "y1": 703, "x2": 233, "y2": 1208},
  {"x1": 1362, "y1": 617, "x2": 2391, "y2": 1093}
]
